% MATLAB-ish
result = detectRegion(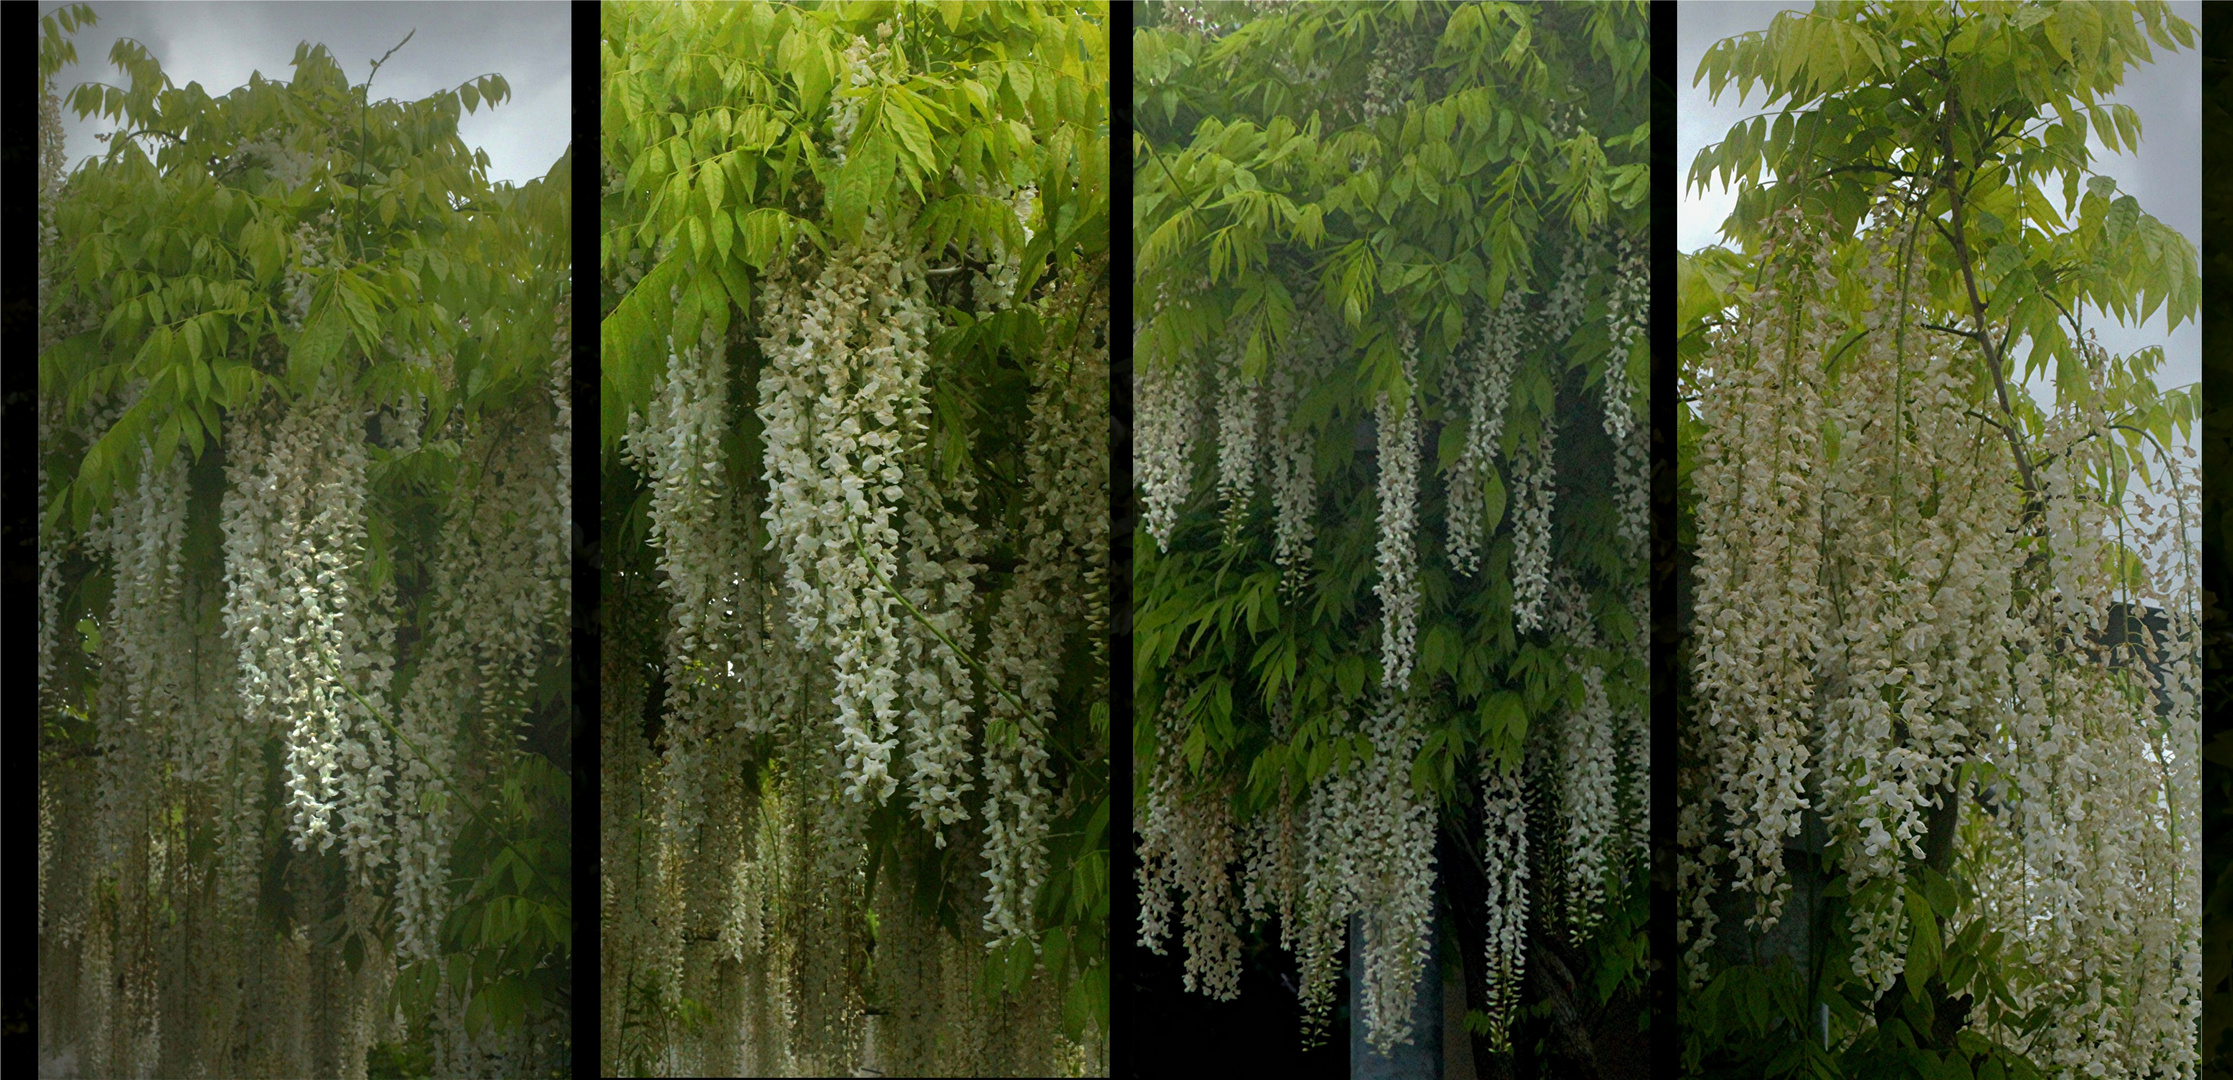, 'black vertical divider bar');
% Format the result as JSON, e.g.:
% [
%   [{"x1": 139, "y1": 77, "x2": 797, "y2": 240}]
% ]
[
  {"x1": 572, "y1": 0, "x2": 600, "y2": 1067},
  {"x1": 7, "y1": 3, "x2": 47, "y2": 1075},
  {"x1": 1109, "y1": 3, "x2": 1137, "y2": 1071},
  {"x1": 2202, "y1": 2, "x2": 2228, "y2": 1074},
  {"x1": 1647, "y1": 0, "x2": 1677, "y2": 1073}
]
